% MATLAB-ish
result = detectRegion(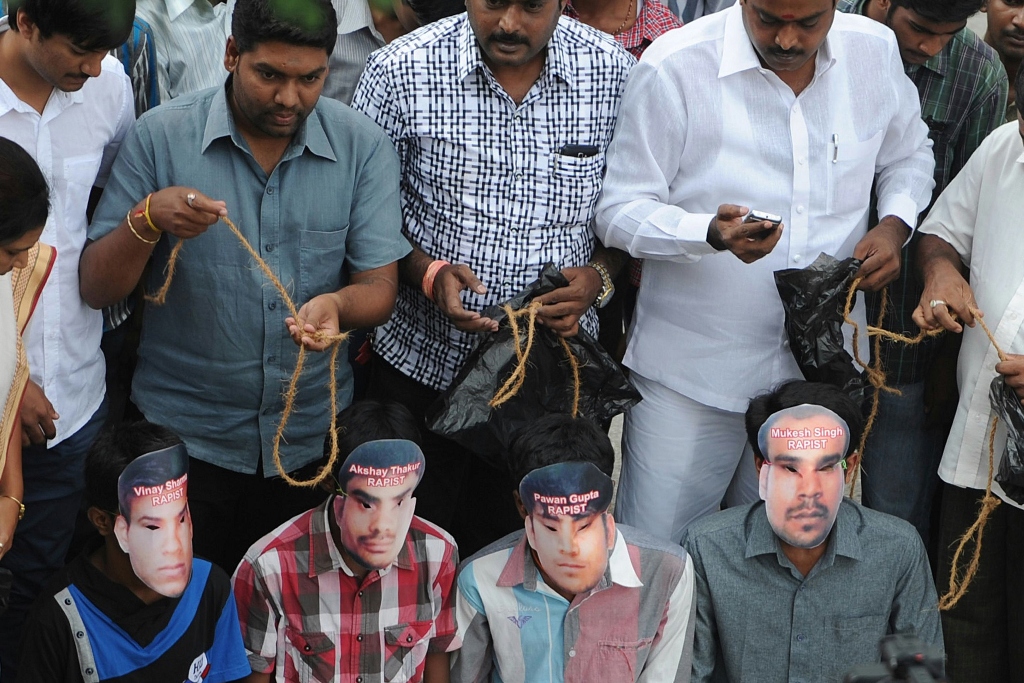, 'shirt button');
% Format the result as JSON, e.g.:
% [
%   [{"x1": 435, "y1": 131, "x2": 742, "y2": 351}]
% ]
[
  {"x1": 356, "y1": 635, "x2": 363, "y2": 642},
  {"x1": 64, "y1": 598, "x2": 72, "y2": 605},
  {"x1": 797, "y1": 634, "x2": 805, "y2": 642},
  {"x1": 514, "y1": 173, "x2": 523, "y2": 180},
  {"x1": 265, "y1": 244, "x2": 275, "y2": 252},
  {"x1": 267, "y1": 187, "x2": 274, "y2": 194},
  {"x1": 358, "y1": 591, "x2": 363, "y2": 597},
  {"x1": 407, "y1": 636, "x2": 413, "y2": 643},
  {"x1": 76, "y1": 631, "x2": 85, "y2": 639},
  {"x1": 85, "y1": 669, "x2": 94, "y2": 676},
  {"x1": 793, "y1": 254, "x2": 802, "y2": 263},
  {"x1": 267, "y1": 356, "x2": 276, "y2": 364},
  {"x1": 262, "y1": 408, "x2": 272, "y2": 415},
  {"x1": 569, "y1": 649, "x2": 576, "y2": 658},
  {"x1": 268, "y1": 302, "x2": 276, "y2": 310},
  {"x1": 357, "y1": 678, "x2": 363, "y2": 683},
  {"x1": 797, "y1": 156, "x2": 805, "y2": 165},
  {"x1": 304, "y1": 645, "x2": 311, "y2": 652},
  {"x1": 796, "y1": 205, "x2": 805, "y2": 214}
]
